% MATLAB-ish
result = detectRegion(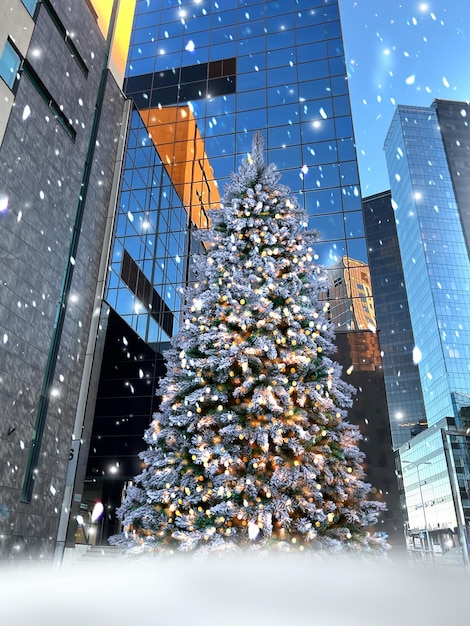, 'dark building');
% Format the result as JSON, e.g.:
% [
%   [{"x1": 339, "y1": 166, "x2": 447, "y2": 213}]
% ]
[
  {"x1": 0, "y1": 0, "x2": 133, "y2": 560},
  {"x1": 434, "y1": 100, "x2": 470, "y2": 256},
  {"x1": 334, "y1": 331, "x2": 404, "y2": 548},
  {"x1": 363, "y1": 191, "x2": 426, "y2": 449}
]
